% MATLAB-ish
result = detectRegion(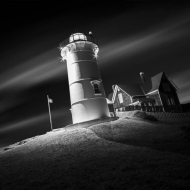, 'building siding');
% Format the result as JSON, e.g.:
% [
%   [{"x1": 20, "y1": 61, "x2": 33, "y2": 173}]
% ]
[
  {"x1": 159, "y1": 74, "x2": 182, "y2": 112},
  {"x1": 146, "y1": 91, "x2": 162, "y2": 106},
  {"x1": 113, "y1": 89, "x2": 132, "y2": 109}
]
